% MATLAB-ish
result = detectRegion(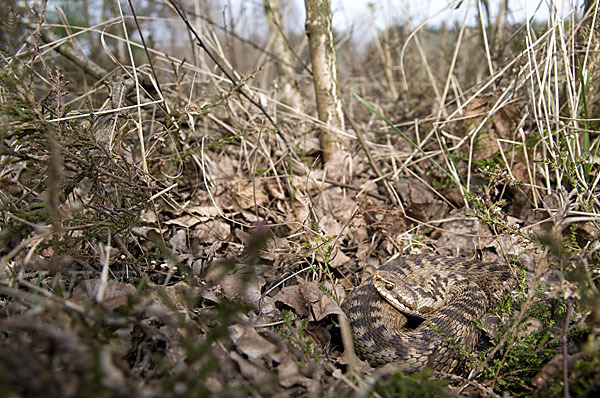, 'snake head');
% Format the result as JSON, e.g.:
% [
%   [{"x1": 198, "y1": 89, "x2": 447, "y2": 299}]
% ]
[{"x1": 373, "y1": 270, "x2": 432, "y2": 317}]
